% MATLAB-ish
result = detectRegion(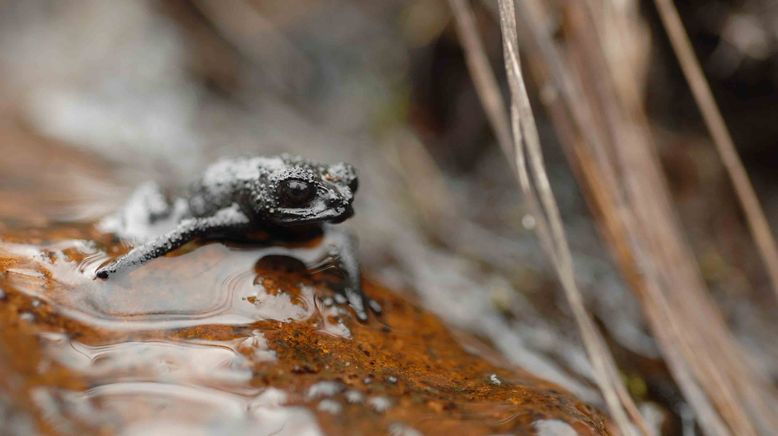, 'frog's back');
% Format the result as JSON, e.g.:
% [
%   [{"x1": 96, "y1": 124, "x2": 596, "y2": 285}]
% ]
[{"x1": 187, "y1": 156, "x2": 286, "y2": 217}]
